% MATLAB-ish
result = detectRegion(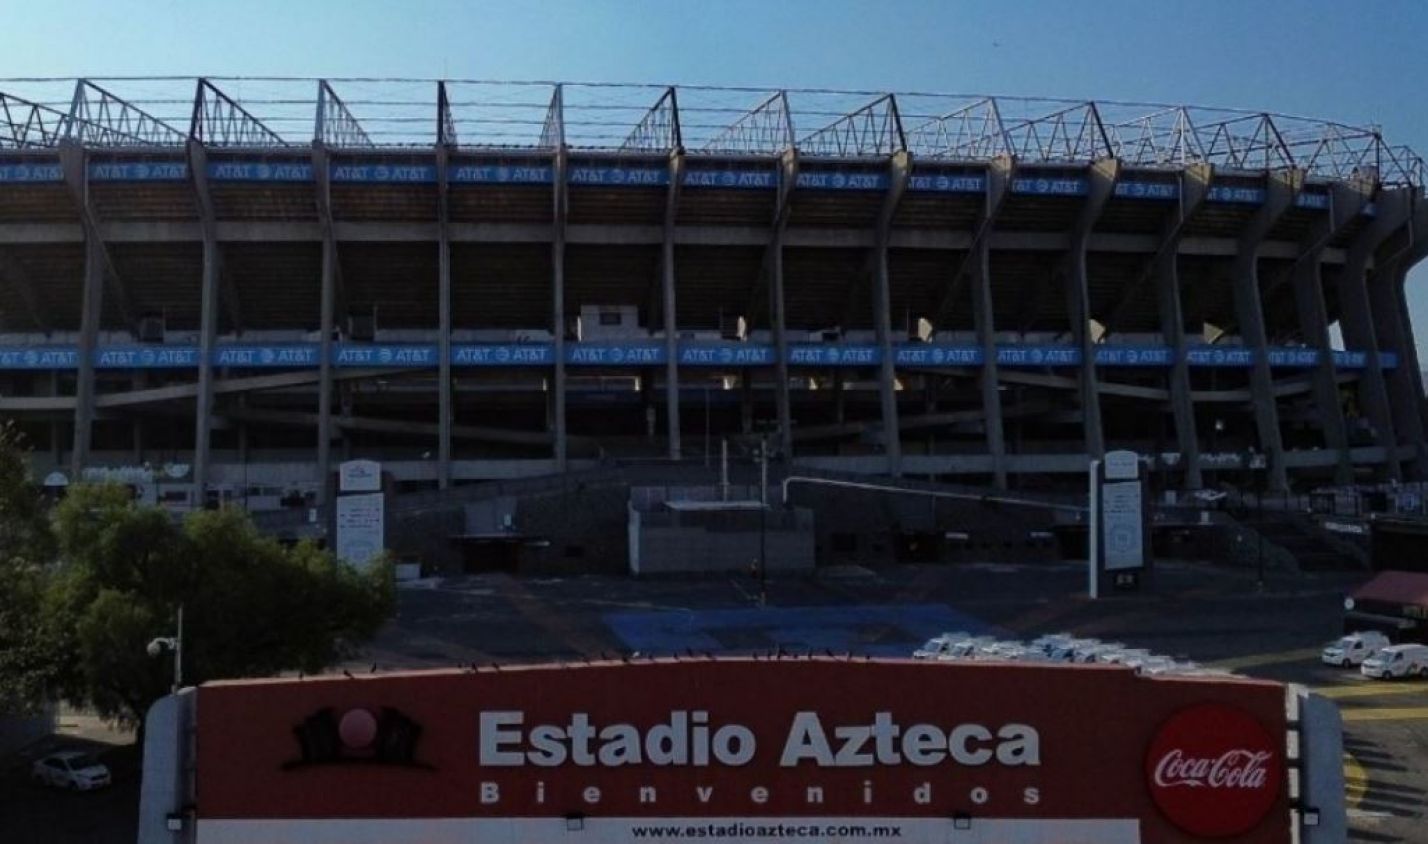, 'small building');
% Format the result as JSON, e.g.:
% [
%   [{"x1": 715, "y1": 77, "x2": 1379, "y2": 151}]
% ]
[{"x1": 1344, "y1": 571, "x2": 1428, "y2": 642}]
